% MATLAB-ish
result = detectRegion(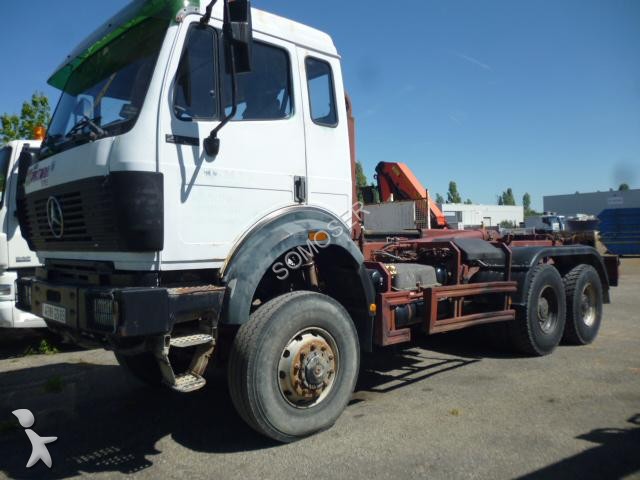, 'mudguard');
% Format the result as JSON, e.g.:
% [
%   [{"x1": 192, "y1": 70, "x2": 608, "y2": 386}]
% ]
[
  {"x1": 510, "y1": 245, "x2": 611, "y2": 305},
  {"x1": 221, "y1": 206, "x2": 375, "y2": 348}
]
